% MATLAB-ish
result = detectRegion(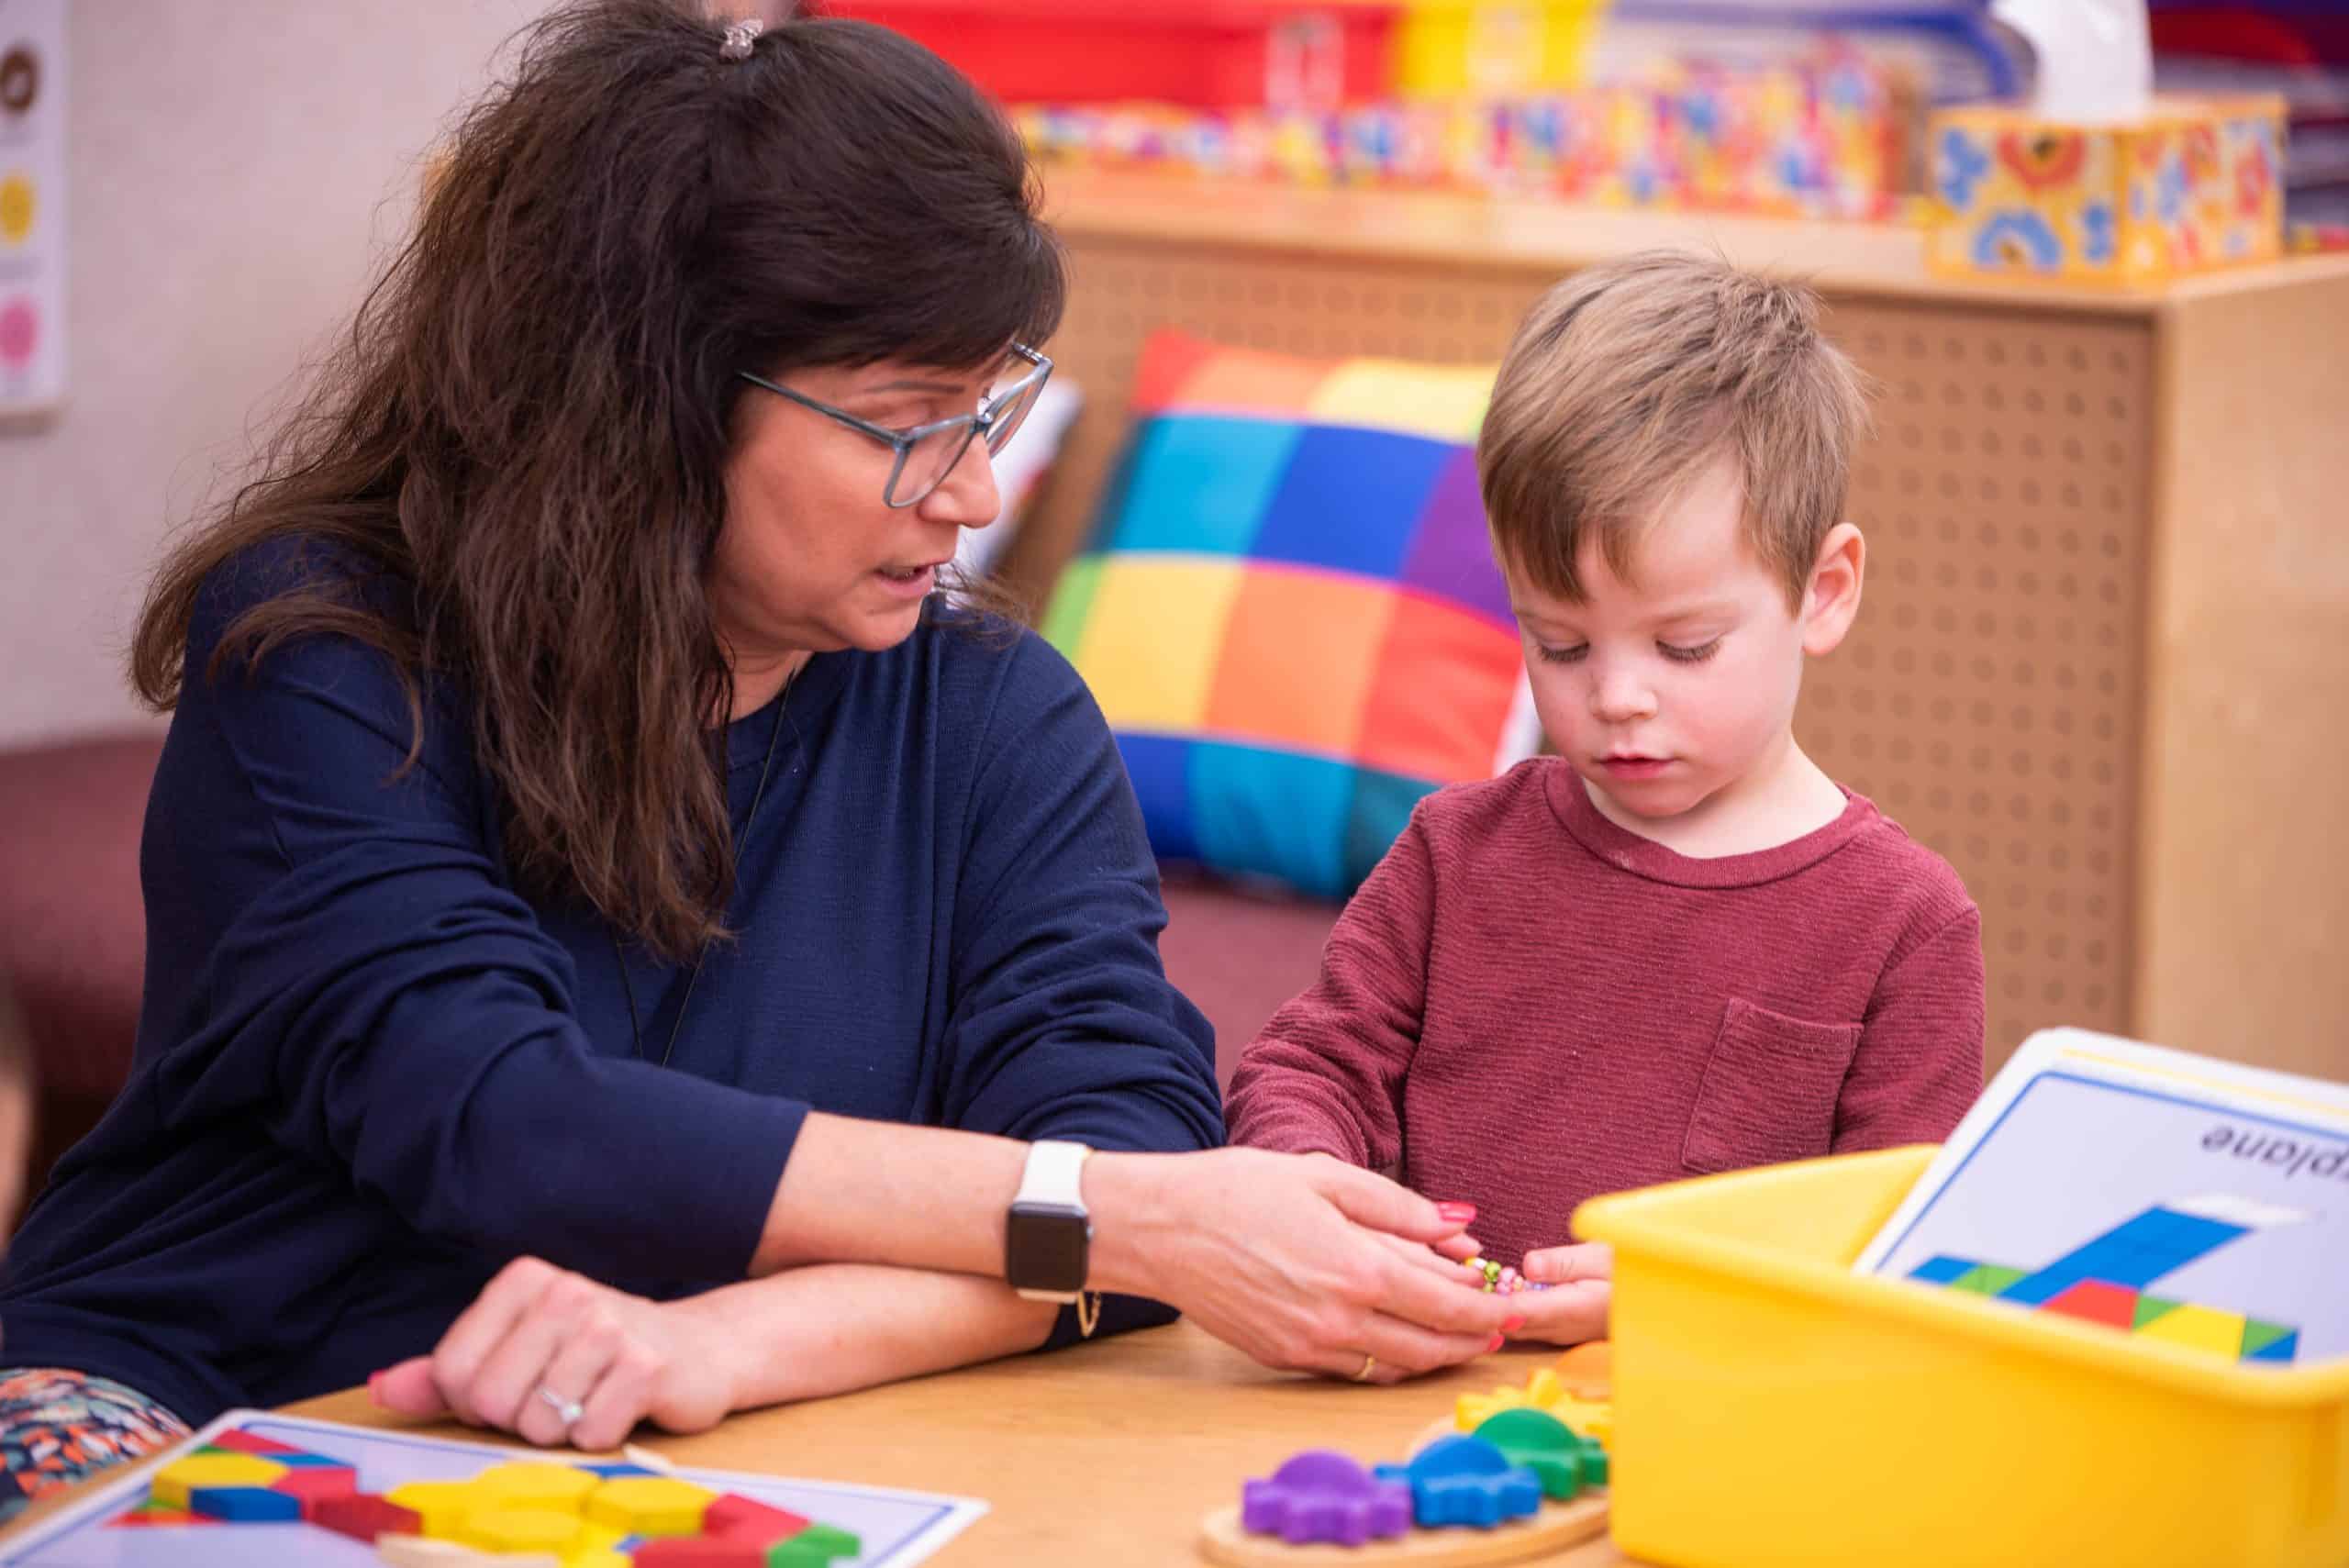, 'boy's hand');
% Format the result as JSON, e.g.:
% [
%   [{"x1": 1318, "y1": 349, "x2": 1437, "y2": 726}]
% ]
[{"x1": 1507, "y1": 1241, "x2": 1613, "y2": 1346}]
